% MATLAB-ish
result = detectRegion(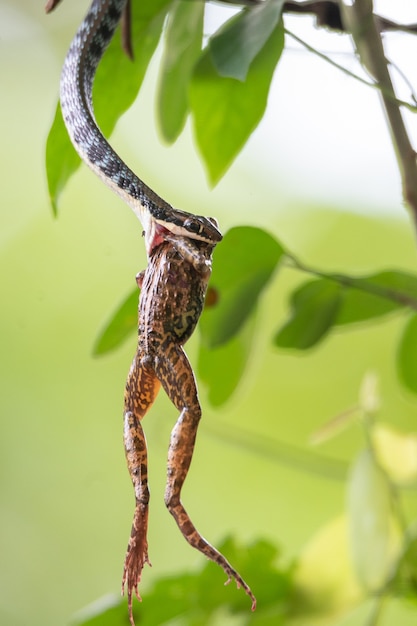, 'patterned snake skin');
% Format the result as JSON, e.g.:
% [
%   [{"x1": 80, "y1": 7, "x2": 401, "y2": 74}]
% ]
[{"x1": 59, "y1": 0, "x2": 222, "y2": 253}]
